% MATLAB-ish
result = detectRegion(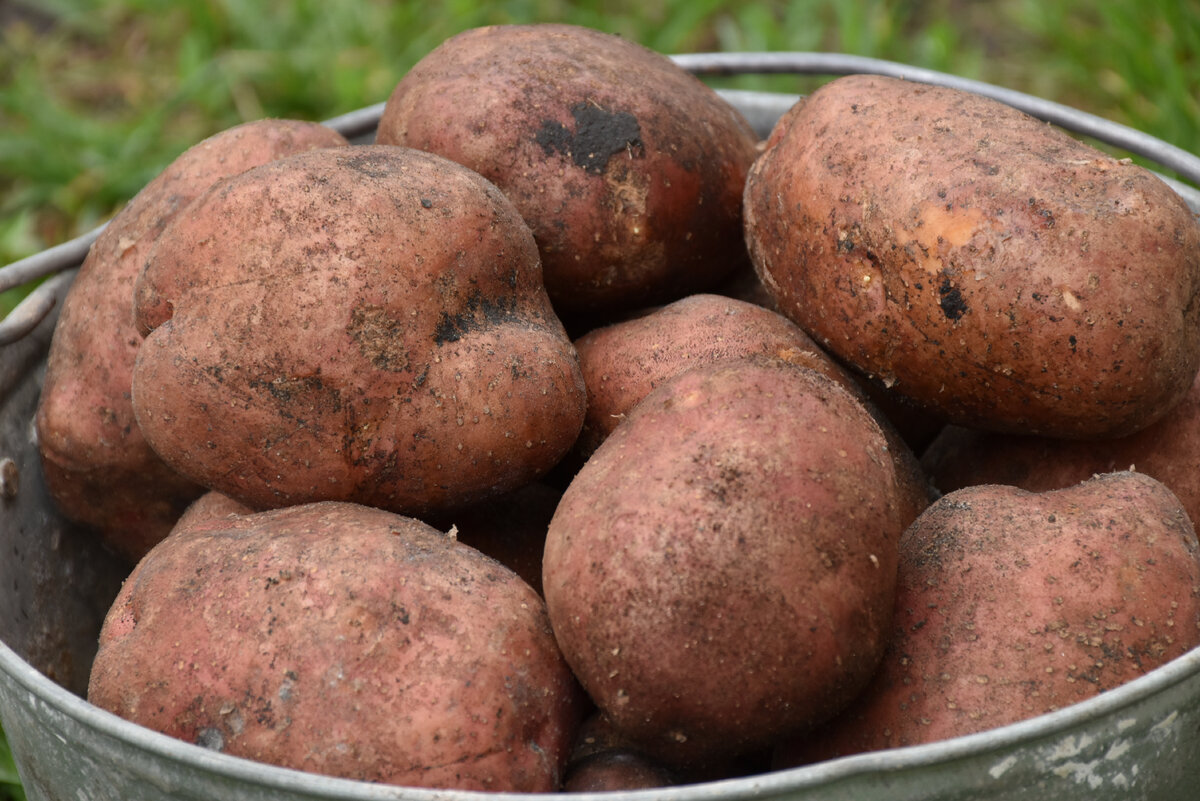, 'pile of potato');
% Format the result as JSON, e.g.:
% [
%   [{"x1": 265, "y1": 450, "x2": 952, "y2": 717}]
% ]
[{"x1": 34, "y1": 22, "x2": 1200, "y2": 793}]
